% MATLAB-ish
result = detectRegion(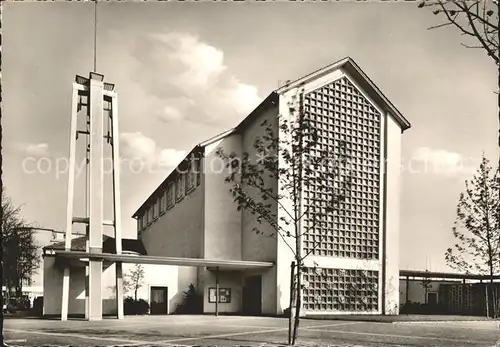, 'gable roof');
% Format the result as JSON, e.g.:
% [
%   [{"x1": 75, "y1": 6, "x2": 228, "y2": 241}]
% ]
[
  {"x1": 276, "y1": 57, "x2": 411, "y2": 131},
  {"x1": 132, "y1": 57, "x2": 410, "y2": 219}
]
